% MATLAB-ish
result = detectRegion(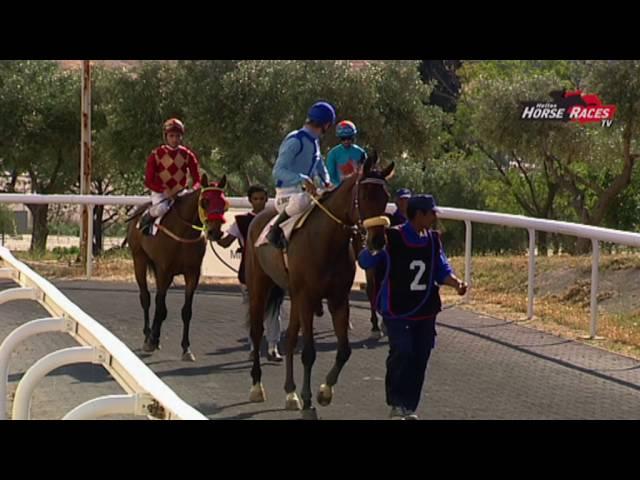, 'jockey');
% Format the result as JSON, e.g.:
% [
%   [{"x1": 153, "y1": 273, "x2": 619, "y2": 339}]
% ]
[
  {"x1": 267, "y1": 101, "x2": 336, "y2": 249},
  {"x1": 326, "y1": 120, "x2": 367, "y2": 186},
  {"x1": 139, "y1": 118, "x2": 202, "y2": 235}
]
